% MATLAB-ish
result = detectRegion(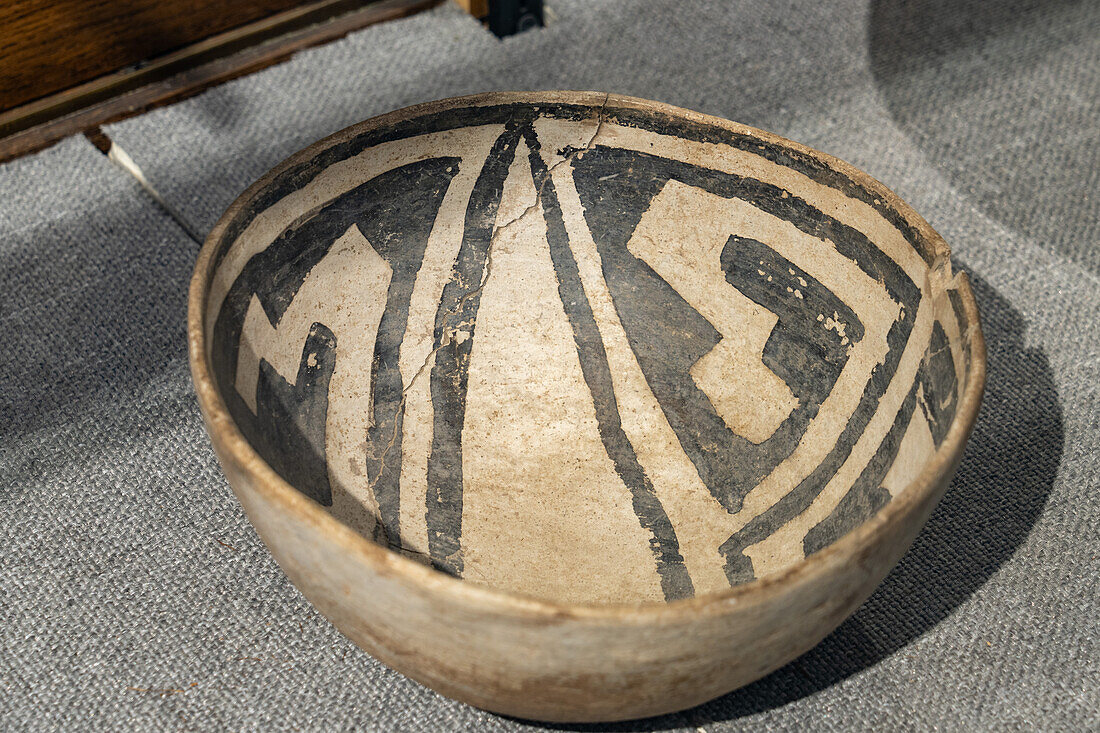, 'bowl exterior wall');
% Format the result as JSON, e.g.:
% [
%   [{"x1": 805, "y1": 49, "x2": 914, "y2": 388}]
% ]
[{"x1": 203, "y1": 407, "x2": 962, "y2": 722}]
